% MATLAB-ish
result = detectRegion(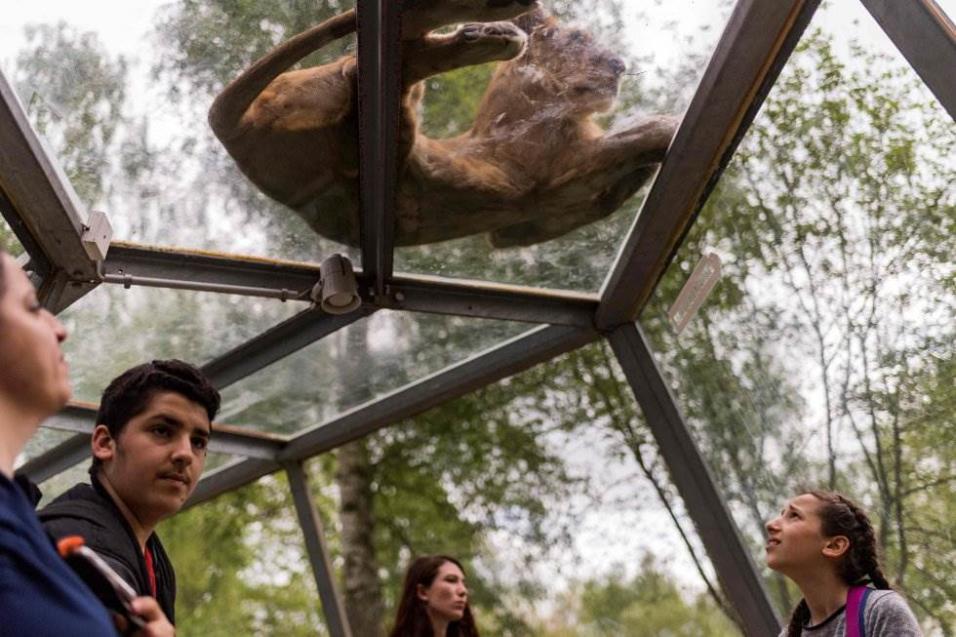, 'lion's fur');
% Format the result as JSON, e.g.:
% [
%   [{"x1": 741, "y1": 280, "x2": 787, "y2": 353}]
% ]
[{"x1": 210, "y1": 1, "x2": 678, "y2": 248}]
